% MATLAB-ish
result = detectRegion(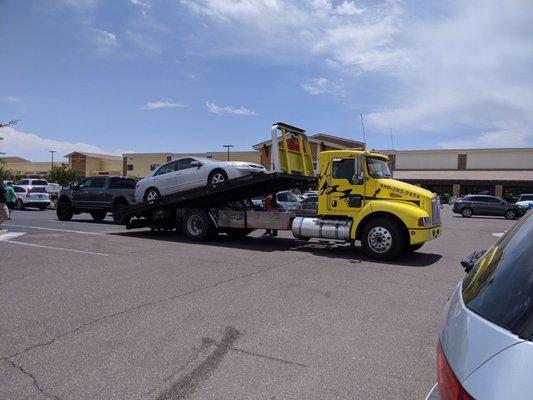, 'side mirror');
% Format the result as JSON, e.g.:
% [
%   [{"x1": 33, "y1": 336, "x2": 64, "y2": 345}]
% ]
[
  {"x1": 191, "y1": 160, "x2": 203, "y2": 167},
  {"x1": 461, "y1": 250, "x2": 486, "y2": 273},
  {"x1": 70, "y1": 184, "x2": 79, "y2": 190},
  {"x1": 351, "y1": 158, "x2": 364, "y2": 184}
]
